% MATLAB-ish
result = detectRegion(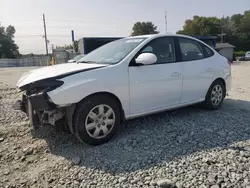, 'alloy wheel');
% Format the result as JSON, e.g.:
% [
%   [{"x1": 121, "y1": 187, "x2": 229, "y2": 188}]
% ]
[
  {"x1": 211, "y1": 85, "x2": 223, "y2": 106},
  {"x1": 85, "y1": 104, "x2": 115, "y2": 139}
]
